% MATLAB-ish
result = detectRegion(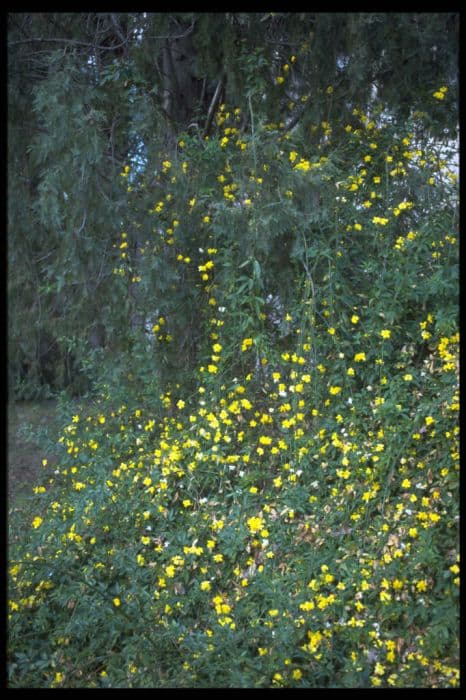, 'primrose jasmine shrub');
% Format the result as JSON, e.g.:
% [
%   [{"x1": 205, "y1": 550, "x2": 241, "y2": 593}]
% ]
[
  {"x1": 8, "y1": 29, "x2": 458, "y2": 688},
  {"x1": 8, "y1": 290, "x2": 459, "y2": 687}
]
